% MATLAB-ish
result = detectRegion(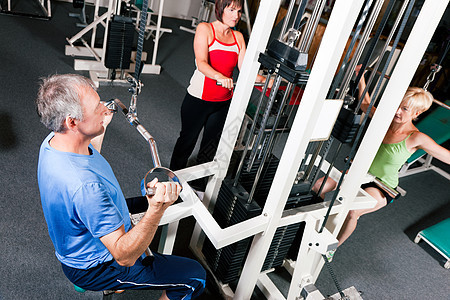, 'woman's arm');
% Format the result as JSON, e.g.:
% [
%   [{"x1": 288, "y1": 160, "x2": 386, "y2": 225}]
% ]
[
  {"x1": 356, "y1": 65, "x2": 375, "y2": 117},
  {"x1": 410, "y1": 131, "x2": 450, "y2": 164}
]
